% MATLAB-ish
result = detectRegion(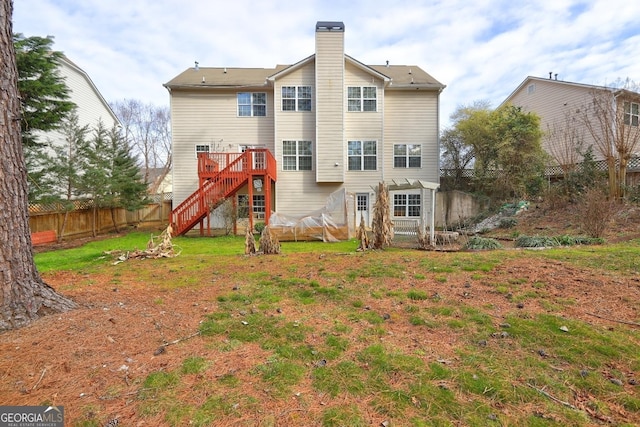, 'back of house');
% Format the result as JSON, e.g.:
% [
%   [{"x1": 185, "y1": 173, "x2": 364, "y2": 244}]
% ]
[{"x1": 164, "y1": 21, "x2": 445, "y2": 238}]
